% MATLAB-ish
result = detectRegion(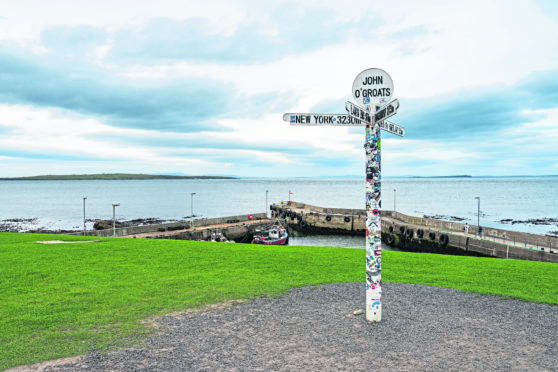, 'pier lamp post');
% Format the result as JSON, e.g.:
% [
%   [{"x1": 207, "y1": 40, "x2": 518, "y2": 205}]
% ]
[
  {"x1": 190, "y1": 193, "x2": 196, "y2": 228},
  {"x1": 474, "y1": 196, "x2": 480, "y2": 233},
  {"x1": 112, "y1": 202, "x2": 120, "y2": 237},
  {"x1": 266, "y1": 190, "x2": 269, "y2": 217},
  {"x1": 83, "y1": 196, "x2": 87, "y2": 236}
]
